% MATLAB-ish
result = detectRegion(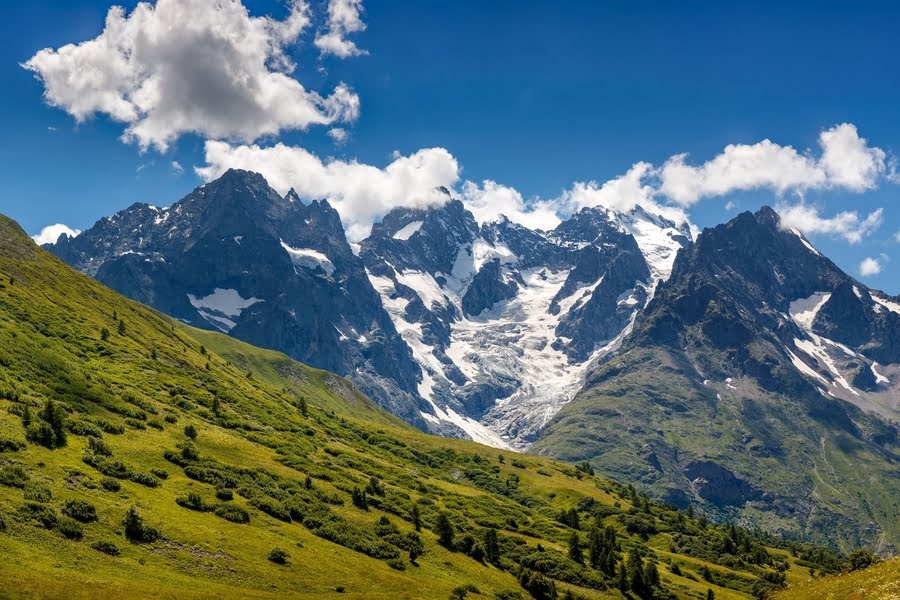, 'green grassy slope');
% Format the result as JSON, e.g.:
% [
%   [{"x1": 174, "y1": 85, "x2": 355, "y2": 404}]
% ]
[
  {"x1": 775, "y1": 558, "x2": 900, "y2": 600},
  {"x1": 531, "y1": 344, "x2": 900, "y2": 553},
  {"x1": 0, "y1": 215, "x2": 849, "y2": 599}
]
